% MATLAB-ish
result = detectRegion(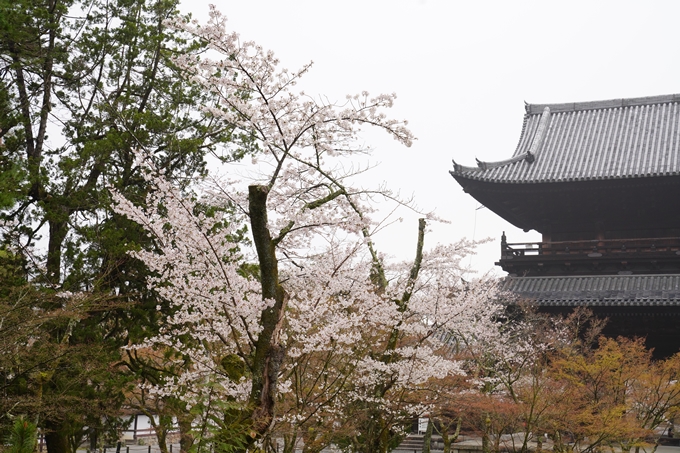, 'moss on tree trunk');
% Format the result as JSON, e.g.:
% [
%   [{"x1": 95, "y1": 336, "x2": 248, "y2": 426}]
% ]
[{"x1": 247, "y1": 185, "x2": 288, "y2": 442}]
